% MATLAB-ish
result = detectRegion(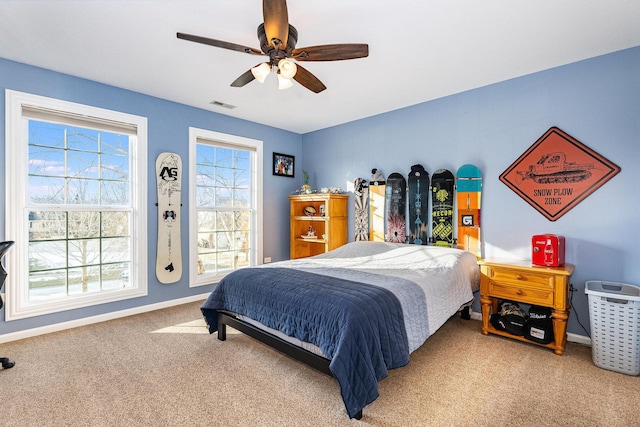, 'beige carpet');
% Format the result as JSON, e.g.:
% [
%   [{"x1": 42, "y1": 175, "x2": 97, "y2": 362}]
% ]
[{"x1": 1, "y1": 301, "x2": 638, "y2": 427}]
